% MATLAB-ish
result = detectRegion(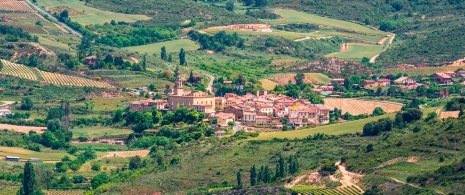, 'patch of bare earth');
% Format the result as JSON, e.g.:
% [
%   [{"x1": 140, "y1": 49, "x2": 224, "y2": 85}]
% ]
[
  {"x1": 130, "y1": 56, "x2": 139, "y2": 63},
  {"x1": 29, "y1": 42, "x2": 54, "y2": 56},
  {"x1": 54, "y1": 23, "x2": 68, "y2": 33},
  {"x1": 102, "y1": 150, "x2": 150, "y2": 158},
  {"x1": 207, "y1": 24, "x2": 272, "y2": 32},
  {"x1": 269, "y1": 74, "x2": 318, "y2": 85},
  {"x1": 0, "y1": 124, "x2": 46, "y2": 134},
  {"x1": 440, "y1": 111, "x2": 460, "y2": 119}
]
